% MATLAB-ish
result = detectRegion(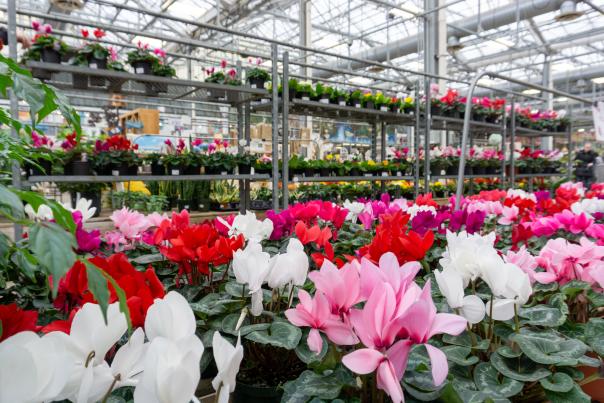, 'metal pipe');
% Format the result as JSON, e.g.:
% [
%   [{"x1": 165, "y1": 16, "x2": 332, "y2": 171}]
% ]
[
  {"x1": 8, "y1": 0, "x2": 21, "y2": 239},
  {"x1": 282, "y1": 51, "x2": 290, "y2": 210},
  {"x1": 510, "y1": 98, "x2": 516, "y2": 187},
  {"x1": 271, "y1": 43, "x2": 279, "y2": 211}
]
